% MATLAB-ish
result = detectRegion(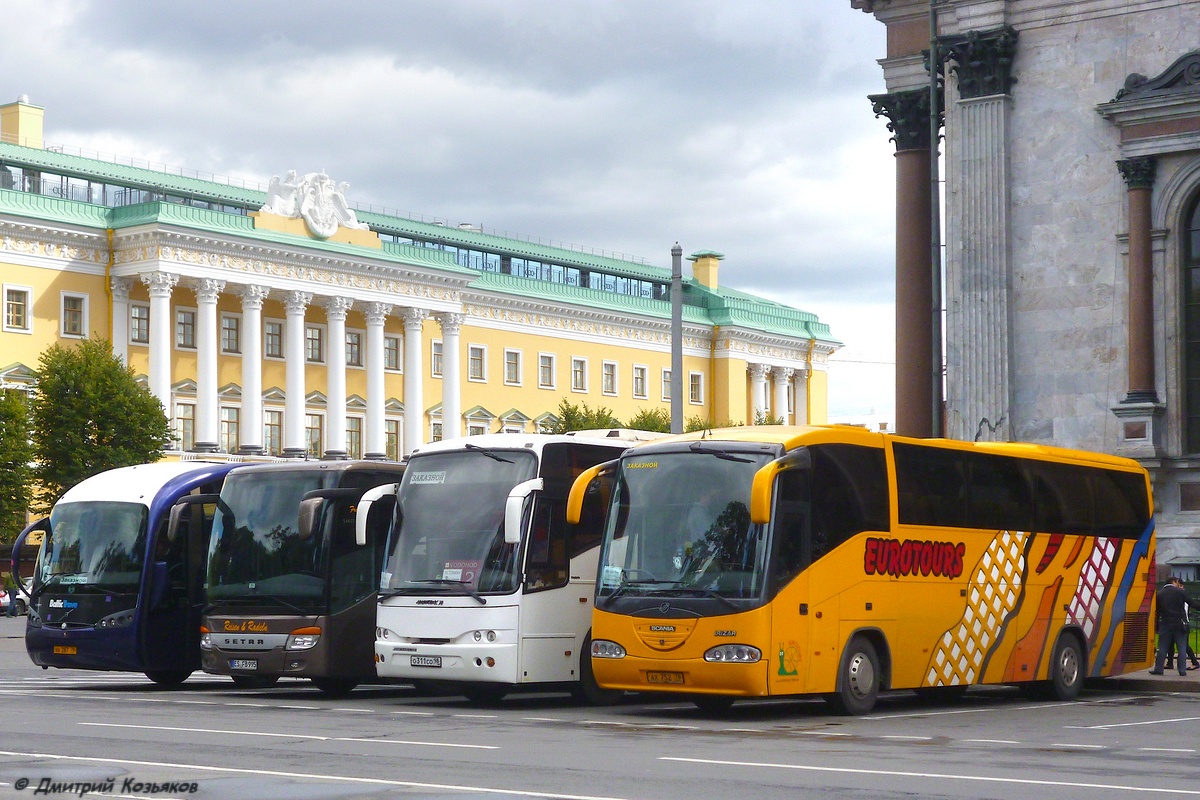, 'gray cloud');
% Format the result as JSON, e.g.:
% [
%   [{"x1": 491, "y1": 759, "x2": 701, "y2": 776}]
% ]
[{"x1": 2, "y1": 0, "x2": 896, "y2": 417}]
